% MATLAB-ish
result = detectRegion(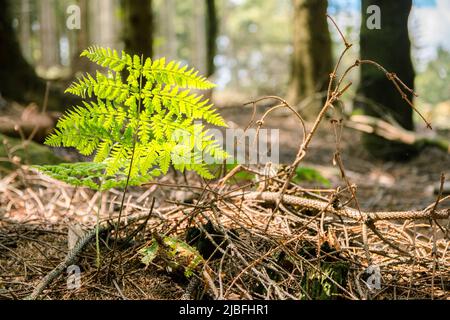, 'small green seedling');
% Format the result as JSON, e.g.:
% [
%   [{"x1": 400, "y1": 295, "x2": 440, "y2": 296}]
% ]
[{"x1": 36, "y1": 46, "x2": 228, "y2": 190}]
